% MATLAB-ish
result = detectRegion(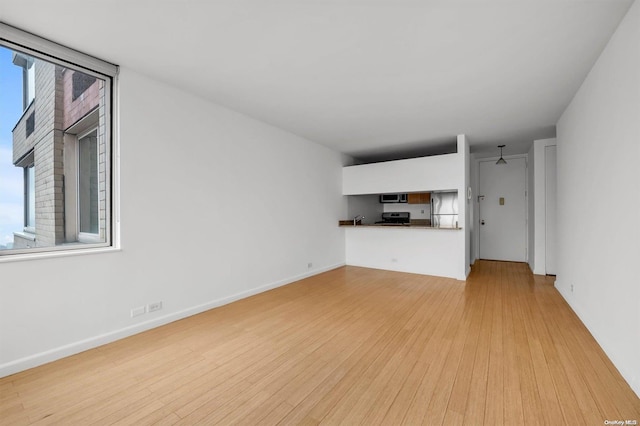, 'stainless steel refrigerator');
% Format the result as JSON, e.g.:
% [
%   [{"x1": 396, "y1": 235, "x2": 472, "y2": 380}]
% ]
[{"x1": 430, "y1": 191, "x2": 459, "y2": 228}]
